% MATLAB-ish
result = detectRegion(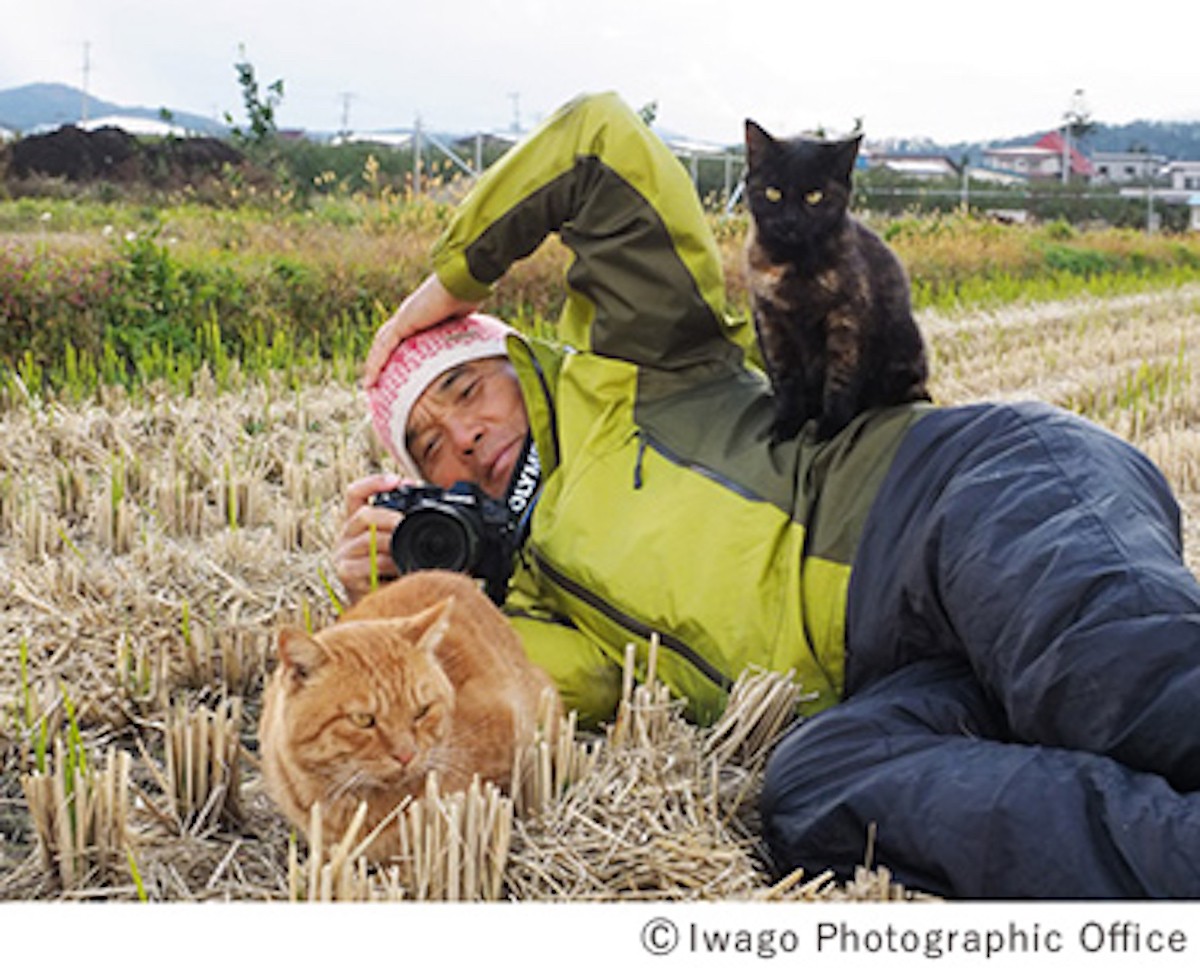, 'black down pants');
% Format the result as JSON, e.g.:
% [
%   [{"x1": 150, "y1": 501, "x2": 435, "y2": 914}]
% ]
[{"x1": 762, "y1": 402, "x2": 1200, "y2": 898}]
